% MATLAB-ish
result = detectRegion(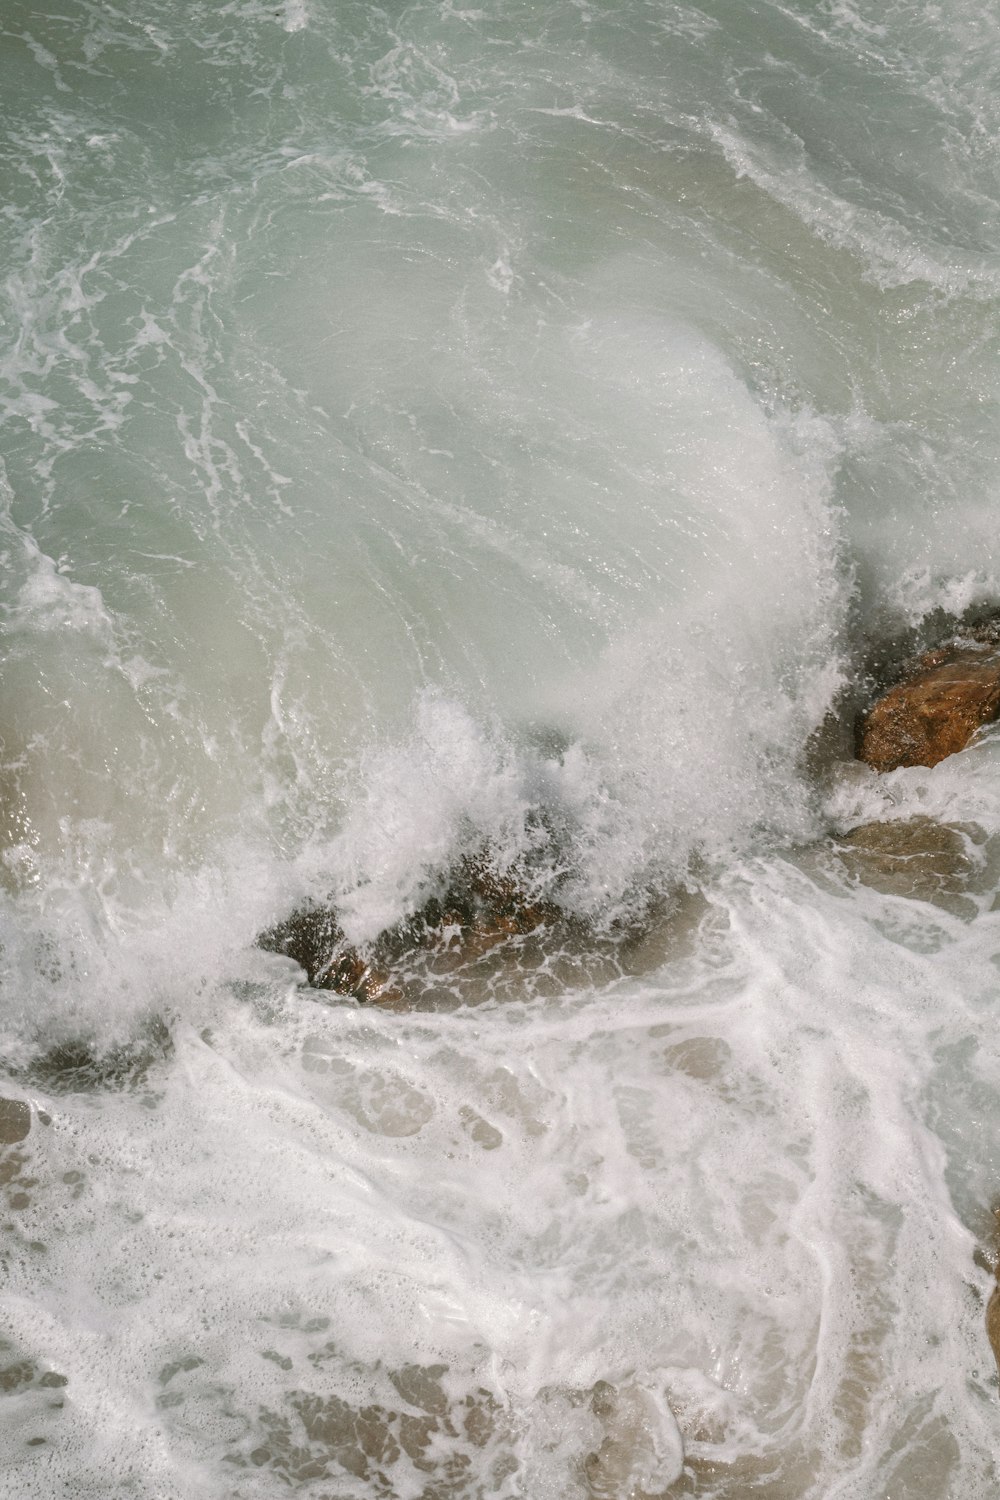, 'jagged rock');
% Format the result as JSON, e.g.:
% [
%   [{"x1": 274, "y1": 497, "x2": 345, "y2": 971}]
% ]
[
  {"x1": 985, "y1": 1204, "x2": 1000, "y2": 1380},
  {"x1": 399, "y1": 855, "x2": 559, "y2": 958},
  {"x1": 256, "y1": 905, "x2": 395, "y2": 1003},
  {"x1": 258, "y1": 853, "x2": 560, "y2": 1005},
  {"x1": 859, "y1": 635, "x2": 1000, "y2": 772},
  {"x1": 834, "y1": 817, "x2": 976, "y2": 903}
]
